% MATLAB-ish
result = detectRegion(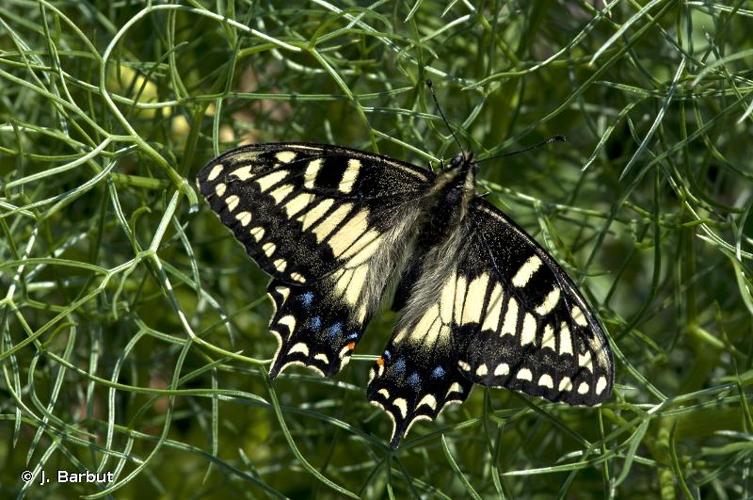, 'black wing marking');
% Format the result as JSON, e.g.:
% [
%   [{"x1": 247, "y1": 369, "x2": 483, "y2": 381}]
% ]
[
  {"x1": 457, "y1": 198, "x2": 614, "y2": 406},
  {"x1": 196, "y1": 143, "x2": 433, "y2": 378}
]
